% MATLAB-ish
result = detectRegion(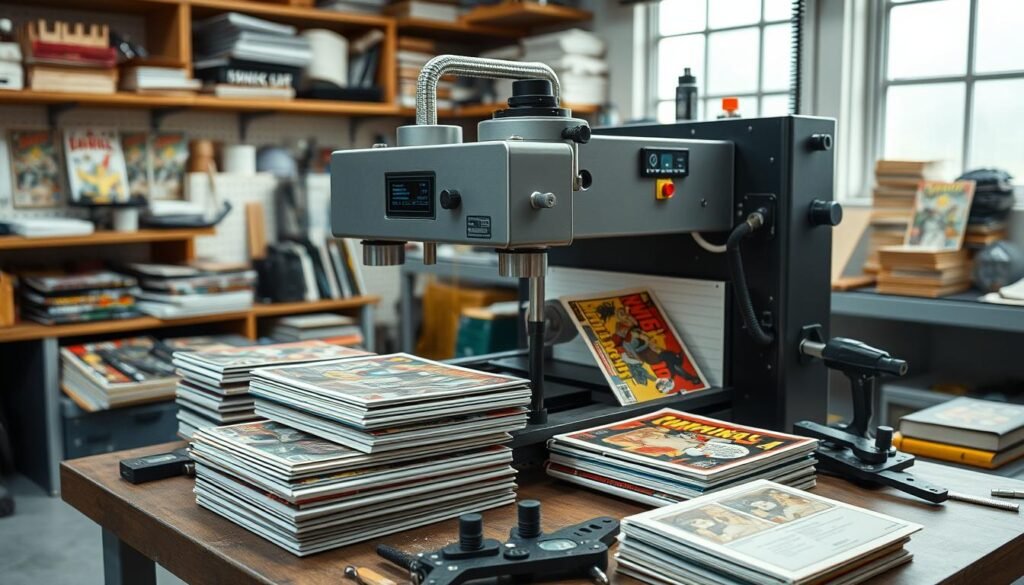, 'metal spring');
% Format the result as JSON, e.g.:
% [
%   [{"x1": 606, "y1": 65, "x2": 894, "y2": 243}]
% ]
[{"x1": 790, "y1": 0, "x2": 806, "y2": 114}]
